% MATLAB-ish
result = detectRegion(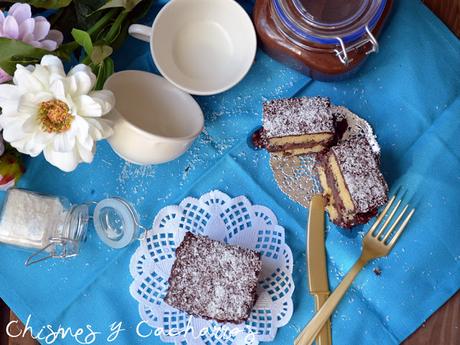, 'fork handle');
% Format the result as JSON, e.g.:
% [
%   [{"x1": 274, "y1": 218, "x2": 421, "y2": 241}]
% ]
[{"x1": 295, "y1": 257, "x2": 368, "y2": 345}]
